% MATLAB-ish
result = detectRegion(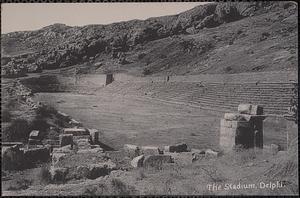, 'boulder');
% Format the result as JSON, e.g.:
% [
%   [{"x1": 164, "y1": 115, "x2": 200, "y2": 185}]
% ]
[
  {"x1": 124, "y1": 144, "x2": 141, "y2": 158},
  {"x1": 130, "y1": 155, "x2": 144, "y2": 168},
  {"x1": 140, "y1": 146, "x2": 163, "y2": 155},
  {"x1": 205, "y1": 149, "x2": 221, "y2": 158},
  {"x1": 59, "y1": 134, "x2": 73, "y2": 147},
  {"x1": 143, "y1": 155, "x2": 173, "y2": 168},
  {"x1": 165, "y1": 143, "x2": 188, "y2": 153}
]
